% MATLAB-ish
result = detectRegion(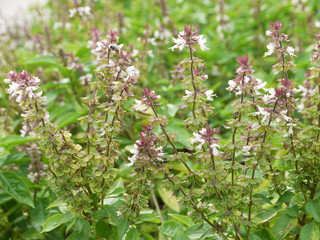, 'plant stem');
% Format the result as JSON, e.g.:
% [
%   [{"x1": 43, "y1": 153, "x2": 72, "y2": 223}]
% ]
[
  {"x1": 188, "y1": 43, "x2": 197, "y2": 119},
  {"x1": 151, "y1": 188, "x2": 164, "y2": 223}
]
